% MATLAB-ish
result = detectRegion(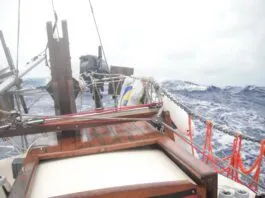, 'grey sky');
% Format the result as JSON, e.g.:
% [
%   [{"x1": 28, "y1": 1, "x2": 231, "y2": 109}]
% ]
[{"x1": 0, "y1": 0, "x2": 265, "y2": 86}]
